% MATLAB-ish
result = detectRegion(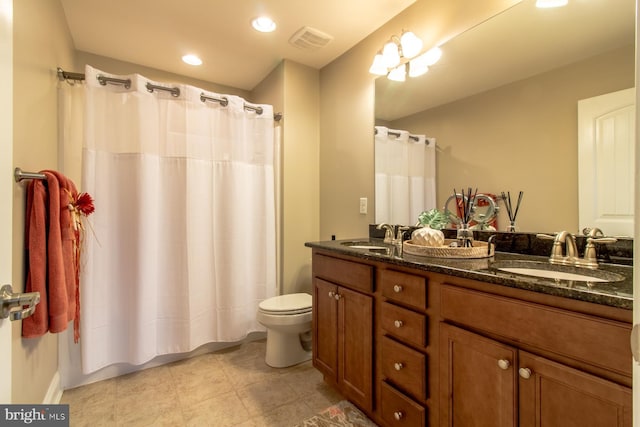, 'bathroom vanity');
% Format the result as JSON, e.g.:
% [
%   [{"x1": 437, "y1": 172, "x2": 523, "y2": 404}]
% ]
[{"x1": 305, "y1": 236, "x2": 633, "y2": 427}]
